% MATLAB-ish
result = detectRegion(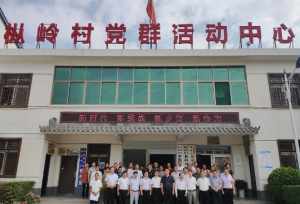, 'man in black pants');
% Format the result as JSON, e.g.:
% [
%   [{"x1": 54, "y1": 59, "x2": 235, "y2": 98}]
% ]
[
  {"x1": 160, "y1": 169, "x2": 175, "y2": 204},
  {"x1": 105, "y1": 167, "x2": 119, "y2": 204},
  {"x1": 175, "y1": 173, "x2": 187, "y2": 204}
]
